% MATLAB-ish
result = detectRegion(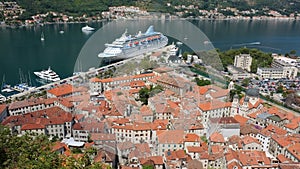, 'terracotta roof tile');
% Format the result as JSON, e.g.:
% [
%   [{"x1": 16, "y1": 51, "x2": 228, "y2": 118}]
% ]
[
  {"x1": 130, "y1": 80, "x2": 145, "y2": 88},
  {"x1": 287, "y1": 143, "x2": 300, "y2": 161},
  {"x1": 90, "y1": 77, "x2": 102, "y2": 83},
  {"x1": 117, "y1": 141, "x2": 135, "y2": 151},
  {"x1": 3, "y1": 107, "x2": 73, "y2": 129},
  {"x1": 47, "y1": 84, "x2": 74, "y2": 97},
  {"x1": 198, "y1": 100, "x2": 231, "y2": 111},
  {"x1": 285, "y1": 122, "x2": 299, "y2": 130},
  {"x1": 140, "y1": 105, "x2": 152, "y2": 116},
  {"x1": 277, "y1": 154, "x2": 291, "y2": 163},
  {"x1": 140, "y1": 156, "x2": 164, "y2": 165},
  {"x1": 226, "y1": 150, "x2": 271, "y2": 166},
  {"x1": 242, "y1": 136, "x2": 261, "y2": 145},
  {"x1": 264, "y1": 124, "x2": 287, "y2": 135},
  {"x1": 157, "y1": 130, "x2": 185, "y2": 144},
  {"x1": 187, "y1": 146, "x2": 206, "y2": 153},
  {"x1": 0, "y1": 104, "x2": 6, "y2": 113},
  {"x1": 165, "y1": 149, "x2": 189, "y2": 161},
  {"x1": 90, "y1": 133, "x2": 115, "y2": 141},
  {"x1": 211, "y1": 145, "x2": 224, "y2": 154},
  {"x1": 209, "y1": 132, "x2": 225, "y2": 143},
  {"x1": 233, "y1": 115, "x2": 249, "y2": 125},
  {"x1": 184, "y1": 133, "x2": 201, "y2": 142},
  {"x1": 9, "y1": 98, "x2": 45, "y2": 110},
  {"x1": 21, "y1": 123, "x2": 45, "y2": 130}
]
